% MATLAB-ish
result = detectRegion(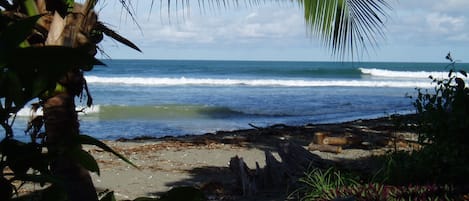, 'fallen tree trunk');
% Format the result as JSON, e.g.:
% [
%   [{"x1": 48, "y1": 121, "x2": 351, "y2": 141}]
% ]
[
  {"x1": 308, "y1": 143, "x2": 342, "y2": 153},
  {"x1": 229, "y1": 141, "x2": 335, "y2": 196}
]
